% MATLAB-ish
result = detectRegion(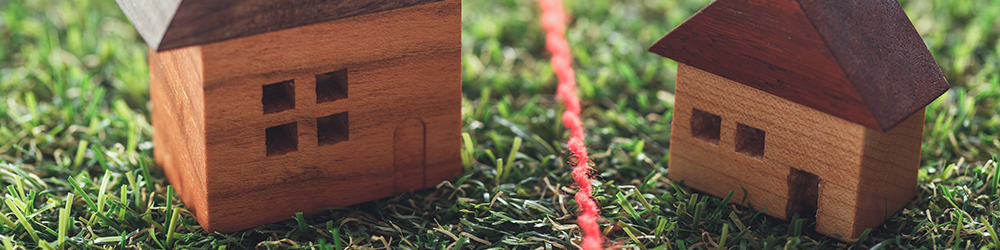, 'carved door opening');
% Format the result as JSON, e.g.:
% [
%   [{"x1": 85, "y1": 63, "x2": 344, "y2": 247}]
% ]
[
  {"x1": 787, "y1": 168, "x2": 820, "y2": 218},
  {"x1": 394, "y1": 119, "x2": 426, "y2": 193}
]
